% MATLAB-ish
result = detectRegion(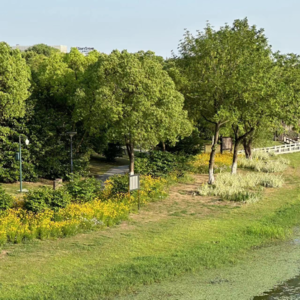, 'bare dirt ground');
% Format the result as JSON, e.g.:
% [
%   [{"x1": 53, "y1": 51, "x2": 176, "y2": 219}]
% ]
[{"x1": 126, "y1": 174, "x2": 242, "y2": 227}]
